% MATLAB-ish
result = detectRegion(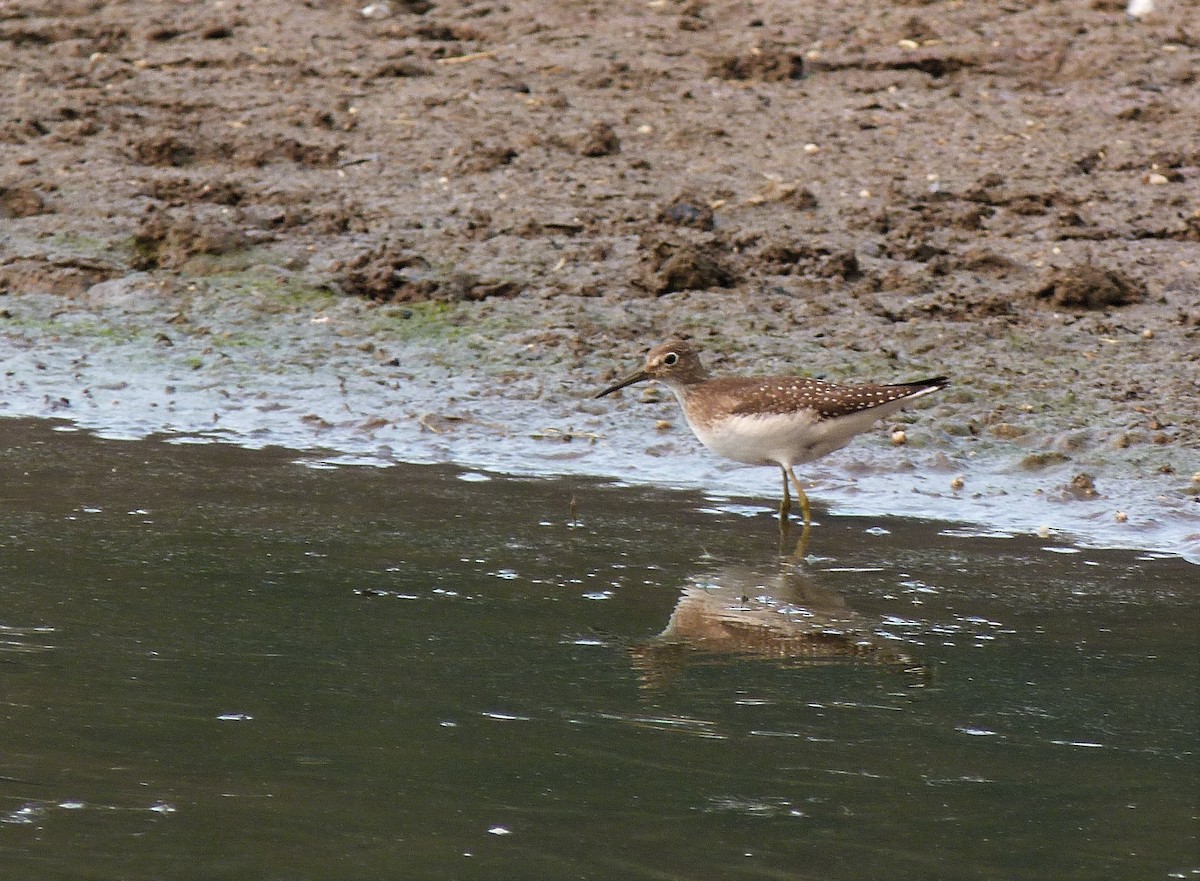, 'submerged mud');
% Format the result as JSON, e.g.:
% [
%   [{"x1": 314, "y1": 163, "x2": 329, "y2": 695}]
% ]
[{"x1": 0, "y1": 0, "x2": 1197, "y2": 559}]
